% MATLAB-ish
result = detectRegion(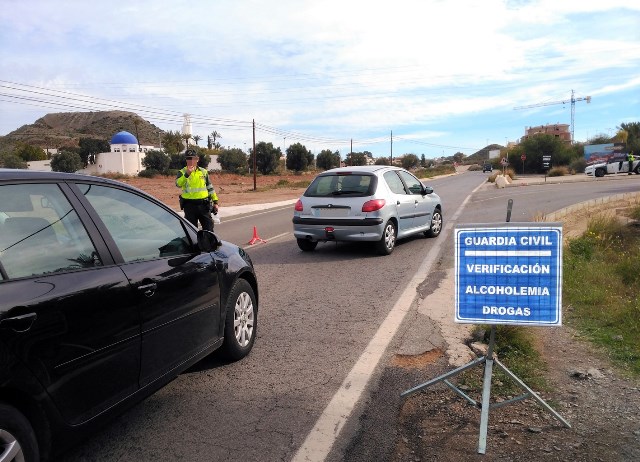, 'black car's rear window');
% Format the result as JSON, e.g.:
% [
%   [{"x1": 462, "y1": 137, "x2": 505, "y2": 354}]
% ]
[{"x1": 304, "y1": 174, "x2": 376, "y2": 197}]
